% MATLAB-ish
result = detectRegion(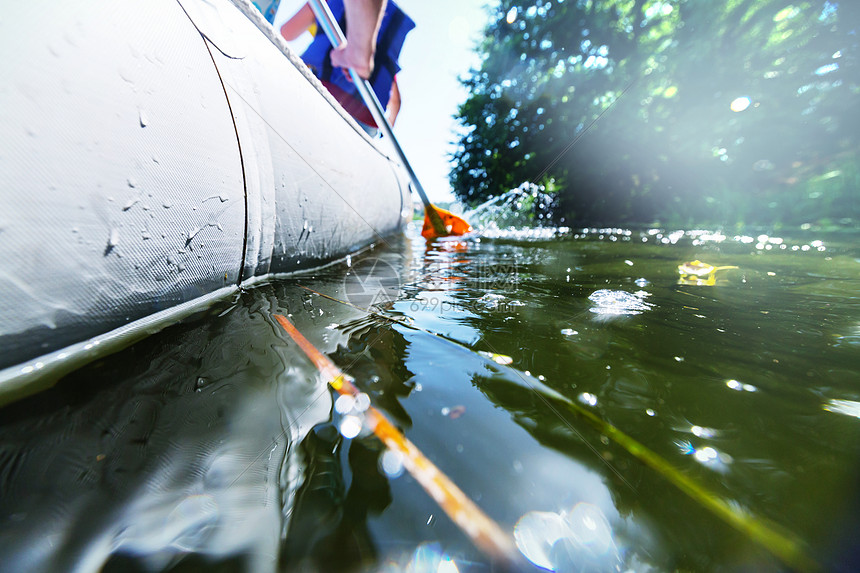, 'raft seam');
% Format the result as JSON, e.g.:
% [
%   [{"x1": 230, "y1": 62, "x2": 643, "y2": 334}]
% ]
[{"x1": 201, "y1": 38, "x2": 251, "y2": 286}]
